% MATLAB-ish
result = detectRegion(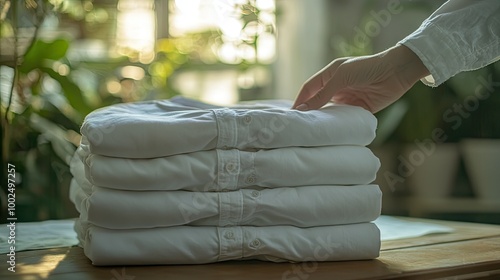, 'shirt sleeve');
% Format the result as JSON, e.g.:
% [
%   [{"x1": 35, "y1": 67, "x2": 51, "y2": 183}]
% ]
[{"x1": 398, "y1": 0, "x2": 500, "y2": 87}]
